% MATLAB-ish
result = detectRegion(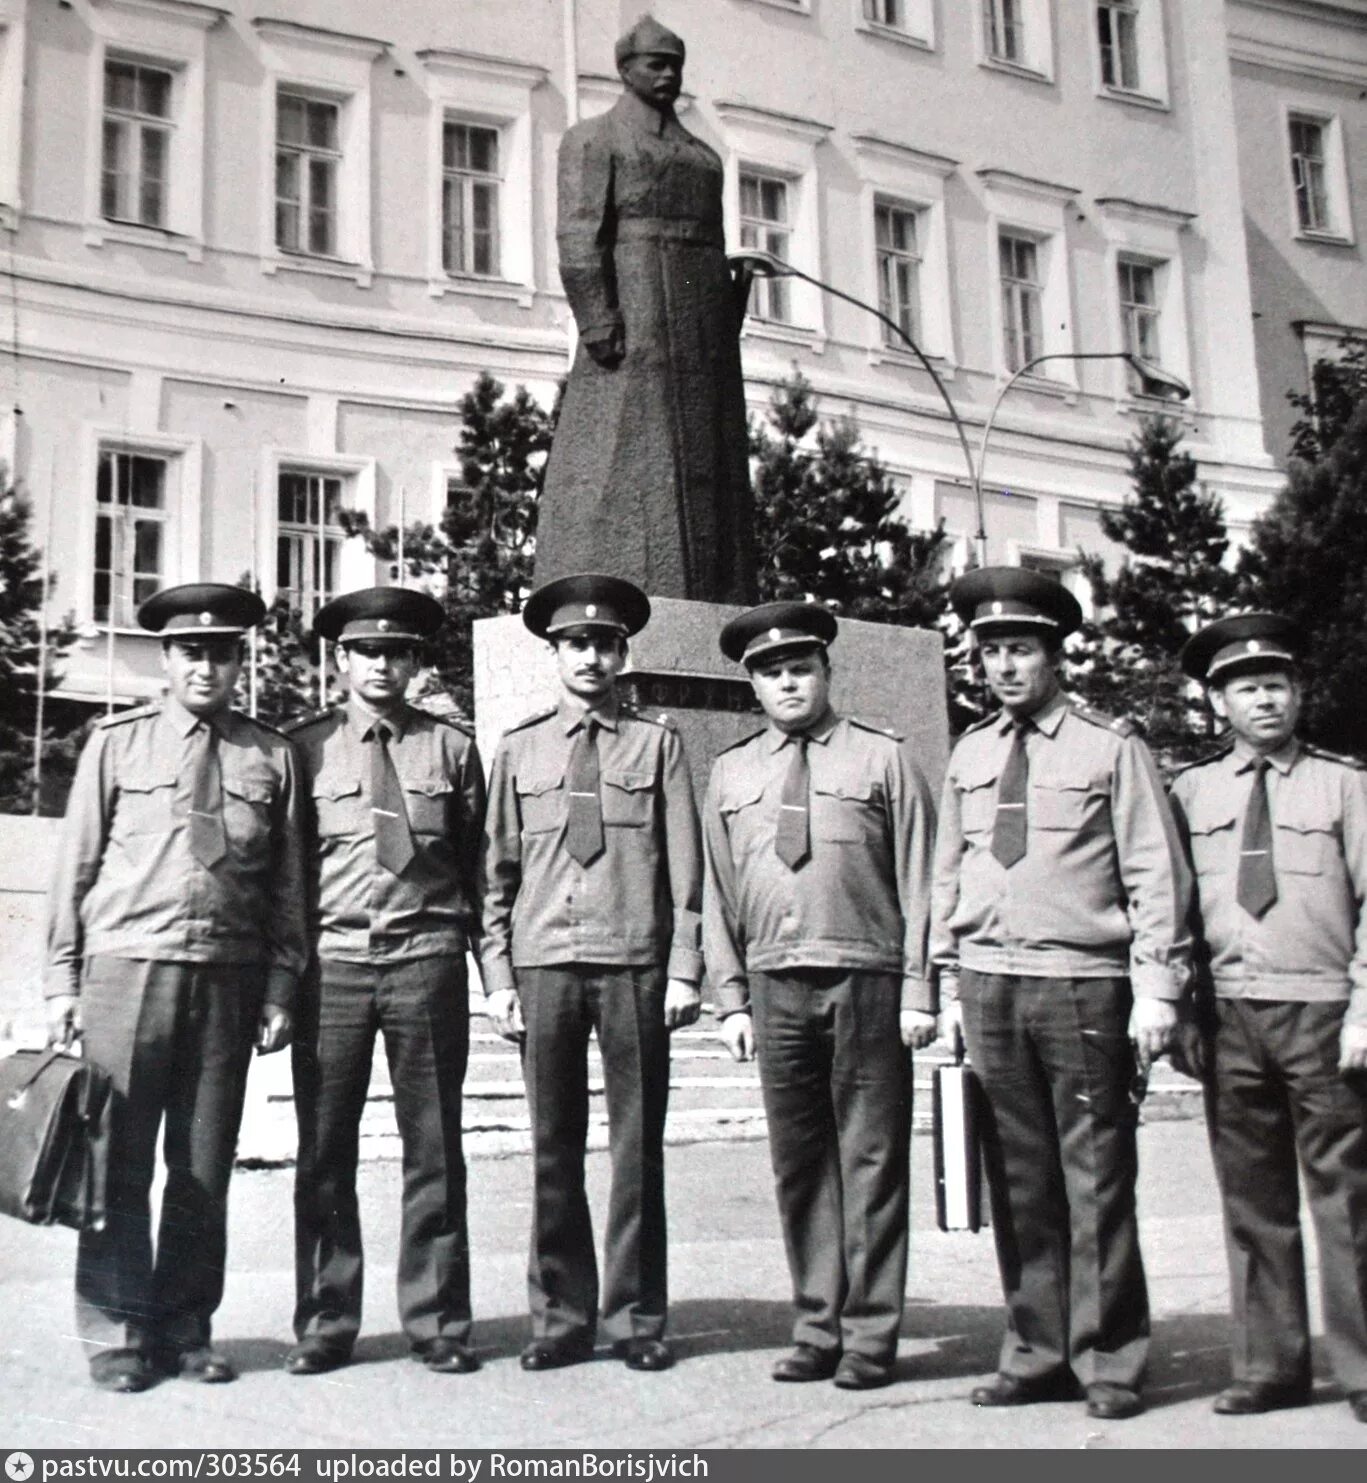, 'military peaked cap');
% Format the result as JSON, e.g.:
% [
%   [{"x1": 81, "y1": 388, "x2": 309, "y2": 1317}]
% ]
[
  {"x1": 314, "y1": 586, "x2": 445, "y2": 645},
  {"x1": 719, "y1": 600, "x2": 838, "y2": 666},
  {"x1": 138, "y1": 583, "x2": 265, "y2": 638},
  {"x1": 615, "y1": 14, "x2": 686, "y2": 64},
  {"x1": 522, "y1": 574, "x2": 651, "y2": 639},
  {"x1": 1181, "y1": 612, "x2": 1302, "y2": 683},
  {"x1": 950, "y1": 565, "x2": 1083, "y2": 638}
]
